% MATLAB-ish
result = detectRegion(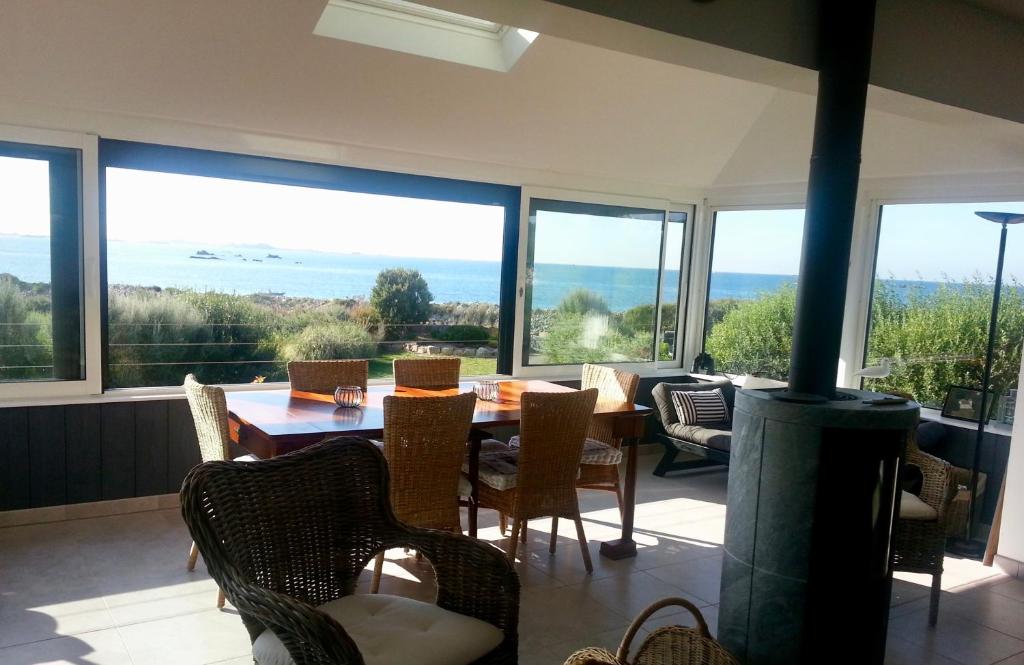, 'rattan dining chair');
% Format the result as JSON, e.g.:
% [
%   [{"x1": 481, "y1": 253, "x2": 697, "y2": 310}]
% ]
[
  {"x1": 181, "y1": 438, "x2": 519, "y2": 665},
  {"x1": 287, "y1": 359, "x2": 368, "y2": 393},
  {"x1": 182, "y1": 374, "x2": 260, "y2": 608},
  {"x1": 577, "y1": 364, "x2": 639, "y2": 514},
  {"x1": 393, "y1": 357, "x2": 461, "y2": 388},
  {"x1": 370, "y1": 391, "x2": 478, "y2": 593},
  {"x1": 563, "y1": 597, "x2": 740, "y2": 665},
  {"x1": 472, "y1": 388, "x2": 600, "y2": 572}
]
